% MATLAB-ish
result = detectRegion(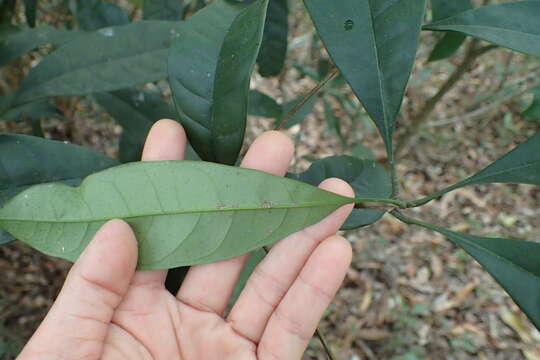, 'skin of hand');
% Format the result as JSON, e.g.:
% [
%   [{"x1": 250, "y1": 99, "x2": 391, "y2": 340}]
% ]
[{"x1": 17, "y1": 119, "x2": 354, "y2": 360}]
